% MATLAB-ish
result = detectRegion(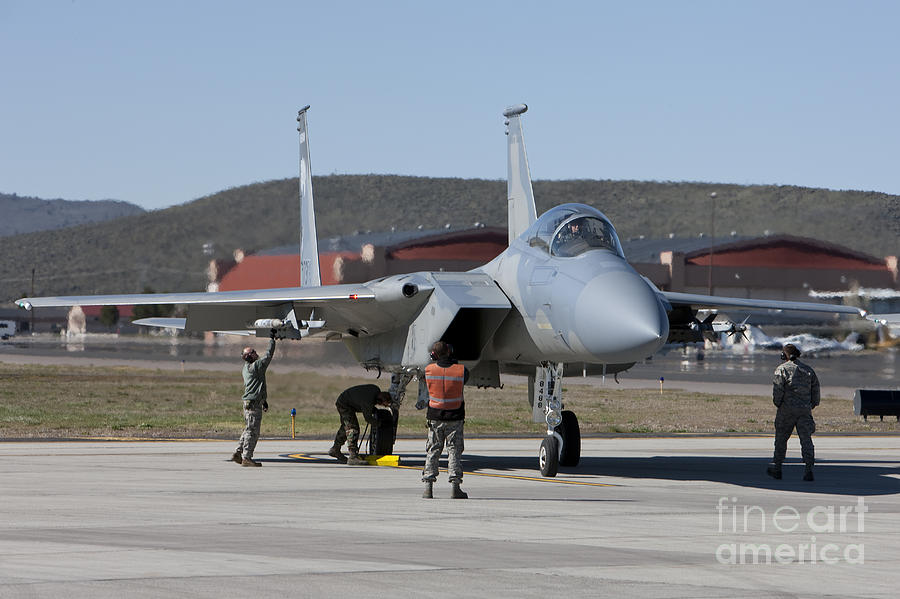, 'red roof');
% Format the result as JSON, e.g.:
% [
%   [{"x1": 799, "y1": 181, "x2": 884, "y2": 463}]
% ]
[
  {"x1": 218, "y1": 252, "x2": 353, "y2": 290},
  {"x1": 80, "y1": 305, "x2": 134, "y2": 318},
  {"x1": 686, "y1": 235, "x2": 888, "y2": 270}
]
